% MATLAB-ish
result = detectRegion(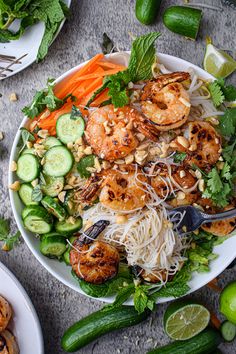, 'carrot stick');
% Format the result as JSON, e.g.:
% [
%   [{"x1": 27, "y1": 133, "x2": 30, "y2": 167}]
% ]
[
  {"x1": 98, "y1": 61, "x2": 127, "y2": 70},
  {"x1": 73, "y1": 77, "x2": 104, "y2": 99},
  {"x1": 74, "y1": 68, "x2": 124, "y2": 82},
  {"x1": 90, "y1": 89, "x2": 110, "y2": 107},
  {"x1": 55, "y1": 54, "x2": 104, "y2": 98},
  {"x1": 210, "y1": 312, "x2": 221, "y2": 330}
]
